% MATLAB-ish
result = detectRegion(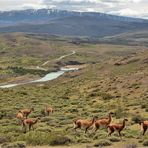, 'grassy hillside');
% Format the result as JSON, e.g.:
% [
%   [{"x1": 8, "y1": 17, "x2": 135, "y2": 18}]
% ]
[
  {"x1": 99, "y1": 30, "x2": 148, "y2": 47},
  {"x1": 0, "y1": 33, "x2": 148, "y2": 147}
]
